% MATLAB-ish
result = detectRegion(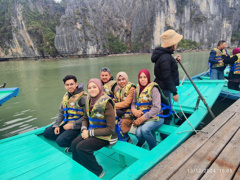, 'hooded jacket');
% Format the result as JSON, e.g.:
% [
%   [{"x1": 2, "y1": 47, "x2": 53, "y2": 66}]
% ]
[
  {"x1": 53, "y1": 83, "x2": 86, "y2": 129},
  {"x1": 151, "y1": 47, "x2": 179, "y2": 95}
]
